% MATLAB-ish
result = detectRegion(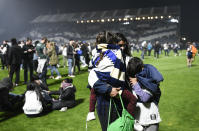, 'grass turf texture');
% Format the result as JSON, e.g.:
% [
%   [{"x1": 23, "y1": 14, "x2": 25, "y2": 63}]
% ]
[{"x1": 0, "y1": 50, "x2": 199, "y2": 131}]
